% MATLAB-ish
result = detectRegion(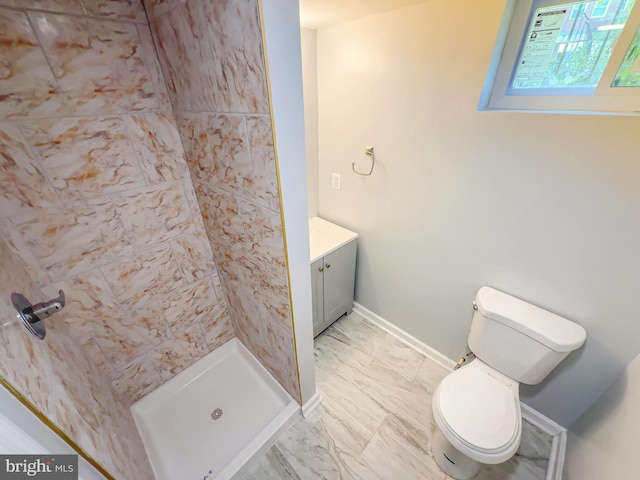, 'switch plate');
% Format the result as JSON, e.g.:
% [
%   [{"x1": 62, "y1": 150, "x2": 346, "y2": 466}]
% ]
[{"x1": 331, "y1": 173, "x2": 341, "y2": 190}]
